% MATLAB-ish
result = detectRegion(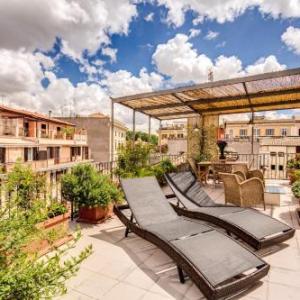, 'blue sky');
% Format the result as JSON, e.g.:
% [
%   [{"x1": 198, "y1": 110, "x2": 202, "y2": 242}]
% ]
[
  {"x1": 52, "y1": 4, "x2": 300, "y2": 85},
  {"x1": 1, "y1": 0, "x2": 300, "y2": 127}
]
